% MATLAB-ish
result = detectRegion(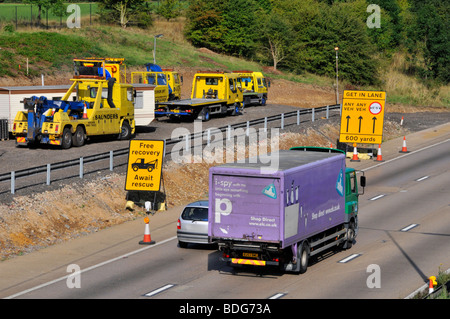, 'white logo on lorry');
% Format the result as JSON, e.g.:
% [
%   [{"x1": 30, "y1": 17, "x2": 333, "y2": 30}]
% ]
[{"x1": 215, "y1": 198, "x2": 232, "y2": 223}]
